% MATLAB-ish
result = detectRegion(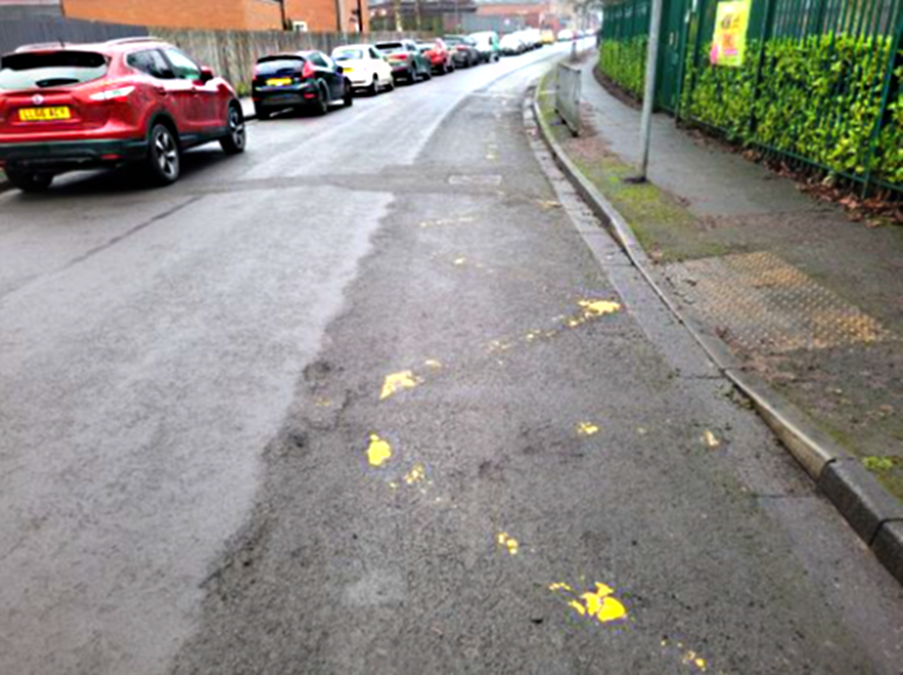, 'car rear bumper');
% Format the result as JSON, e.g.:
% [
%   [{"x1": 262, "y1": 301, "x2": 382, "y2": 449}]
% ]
[
  {"x1": 0, "y1": 137, "x2": 147, "y2": 172},
  {"x1": 254, "y1": 83, "x2": 319, "y2": 108}
]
